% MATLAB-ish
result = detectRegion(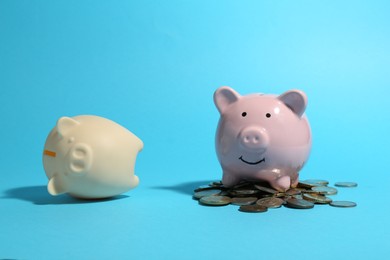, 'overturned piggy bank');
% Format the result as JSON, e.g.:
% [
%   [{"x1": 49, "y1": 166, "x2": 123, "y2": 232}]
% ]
[
  {"x1": 43, "y1": 115, "x2": 143, "y2": 199},
  {"x1": 214, "y1": 87, "x2": 311, "y2": 191}
]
